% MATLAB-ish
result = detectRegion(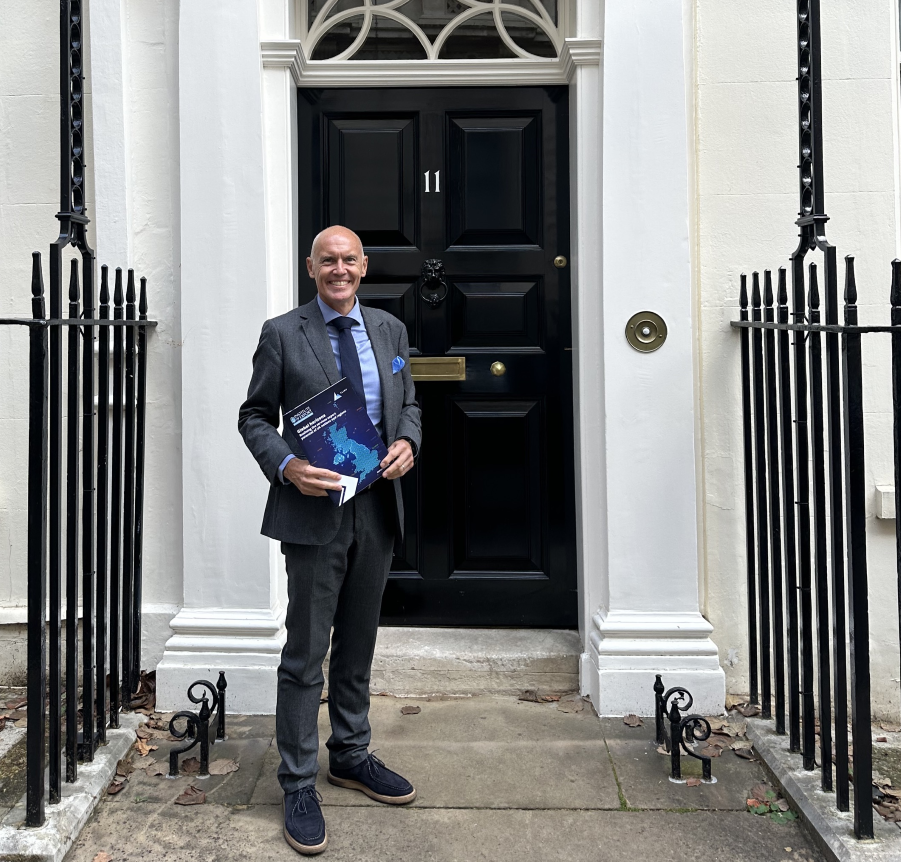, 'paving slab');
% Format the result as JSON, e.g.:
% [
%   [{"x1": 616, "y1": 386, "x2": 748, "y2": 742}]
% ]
[
  {"x1": 601, "y1": 718, "x2": 773, "y2": 811},
  {"x1": 59, "y1": 696, "x2": 827, "y2": 862},
  {"x1": 67, "y1": 804, "x2": 823, "y2": 862}
]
